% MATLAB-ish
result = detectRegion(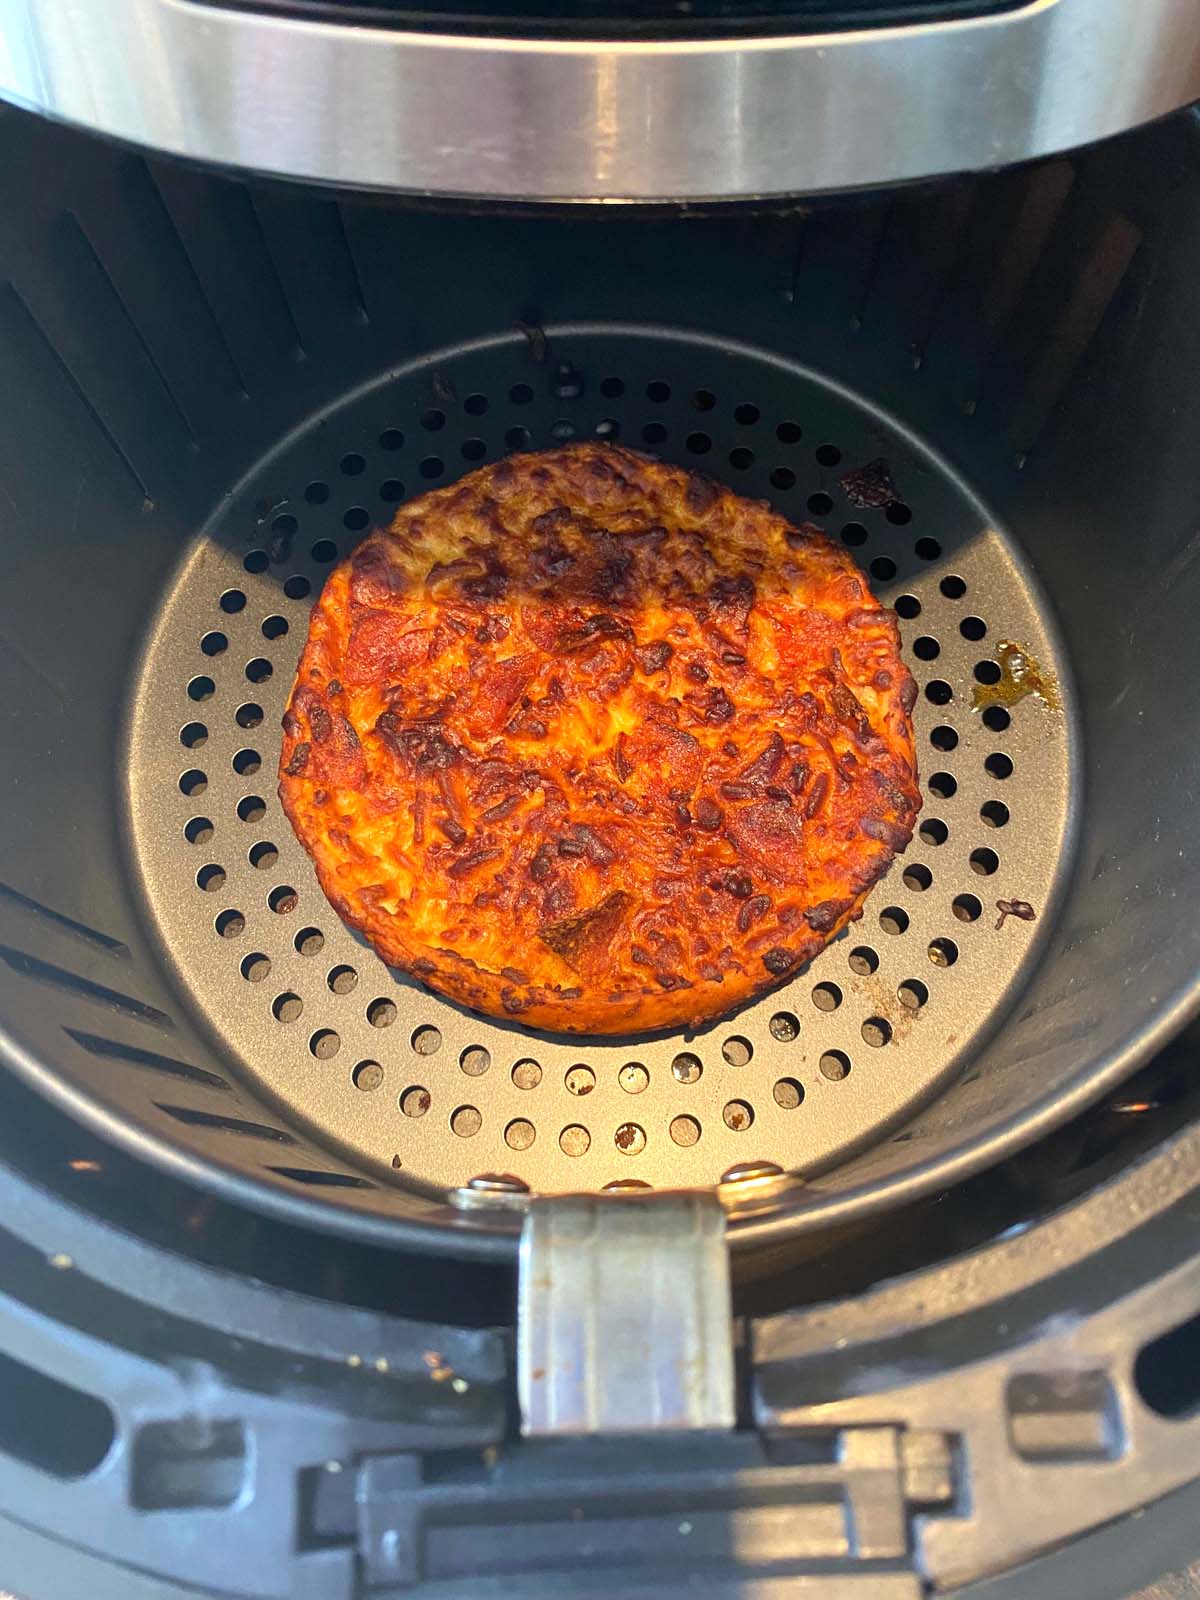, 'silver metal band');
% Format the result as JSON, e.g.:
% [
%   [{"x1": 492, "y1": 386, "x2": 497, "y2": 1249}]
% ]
[{"x1": 1, "y1": 0, "x2": 1198, "y2": 201}]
